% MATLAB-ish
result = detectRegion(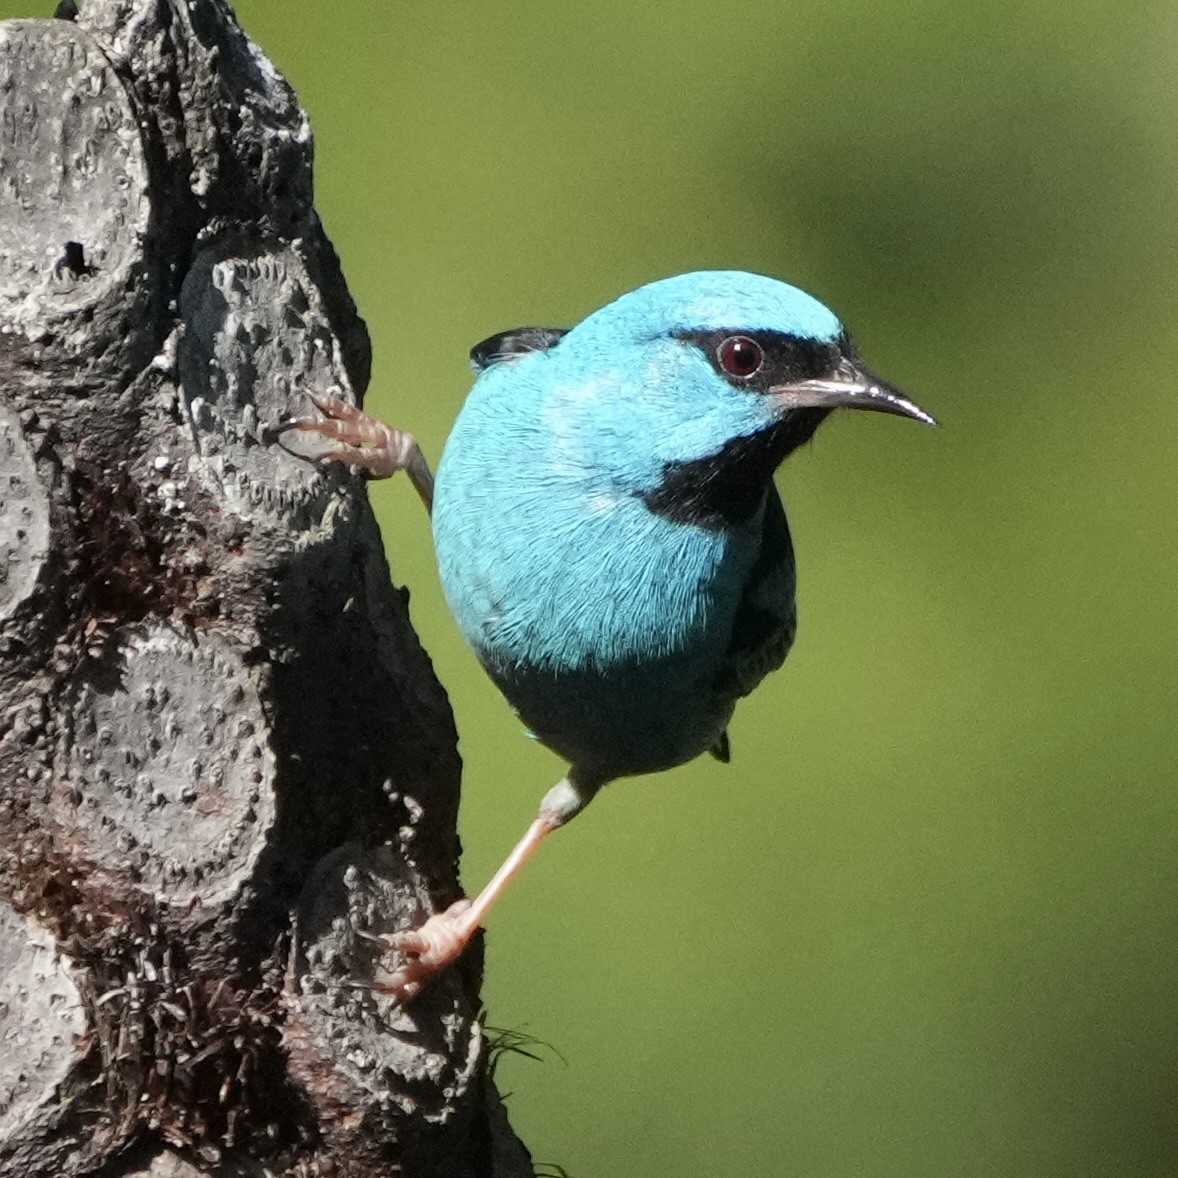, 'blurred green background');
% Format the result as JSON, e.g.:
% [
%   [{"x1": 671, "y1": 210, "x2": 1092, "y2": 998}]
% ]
[{"x1": 11, "y1": 0, "x2": 1178, "y2": 1173}]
